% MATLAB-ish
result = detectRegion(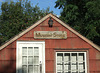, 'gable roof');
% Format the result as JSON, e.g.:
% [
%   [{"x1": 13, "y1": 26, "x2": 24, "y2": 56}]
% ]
[{"x1": 0, "y1": 13, "x2": 100, "y2": 51}]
